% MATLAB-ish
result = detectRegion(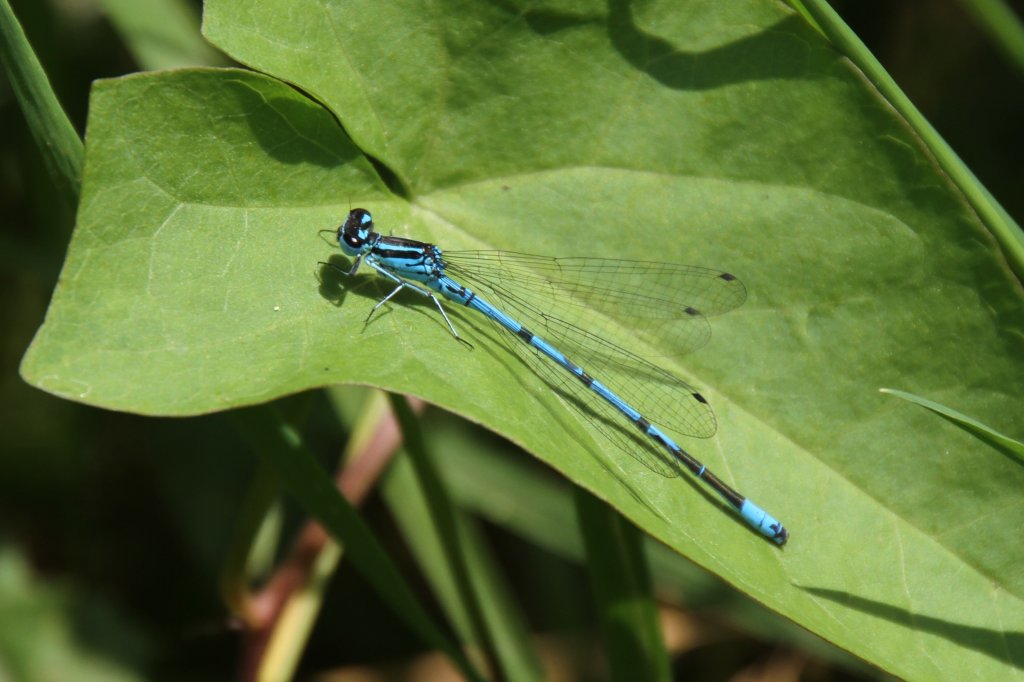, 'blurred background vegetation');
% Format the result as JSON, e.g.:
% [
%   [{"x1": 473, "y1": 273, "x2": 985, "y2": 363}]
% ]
[{"x1": 2, "y1": 1, "x2": 1022, "y2": 680}]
